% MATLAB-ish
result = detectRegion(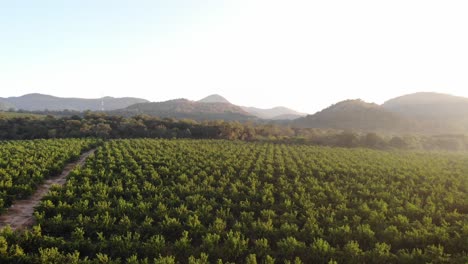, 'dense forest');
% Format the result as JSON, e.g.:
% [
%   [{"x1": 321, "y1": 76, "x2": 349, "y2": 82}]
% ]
[
  {"x1": 1, "y1": 112, "x2": 468, "y2": 151},
  {"x1": 0, "y1": 139, "x2": 466, "y2": 263}
]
